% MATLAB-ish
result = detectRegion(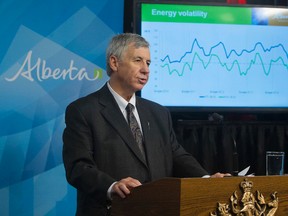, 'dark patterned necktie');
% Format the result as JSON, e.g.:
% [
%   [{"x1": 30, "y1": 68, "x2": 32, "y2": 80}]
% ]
[{"x1": 126, "y1": 103, "x2": 146, "y2": 159}]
